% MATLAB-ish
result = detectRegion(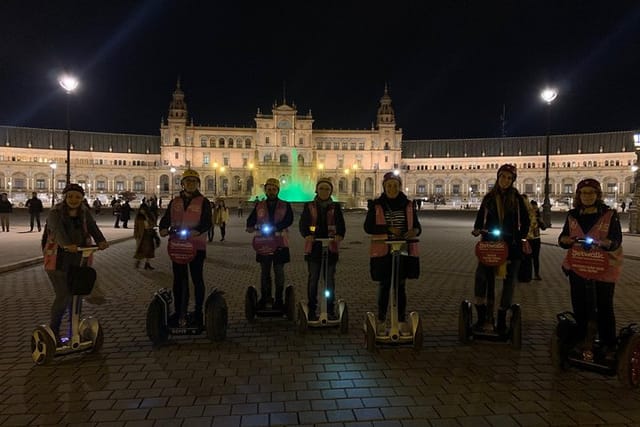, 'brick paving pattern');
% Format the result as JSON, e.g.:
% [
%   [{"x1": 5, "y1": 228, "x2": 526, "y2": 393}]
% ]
[{"x1": 0, "y1": 210, "x2": 639, "y2": 426}]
